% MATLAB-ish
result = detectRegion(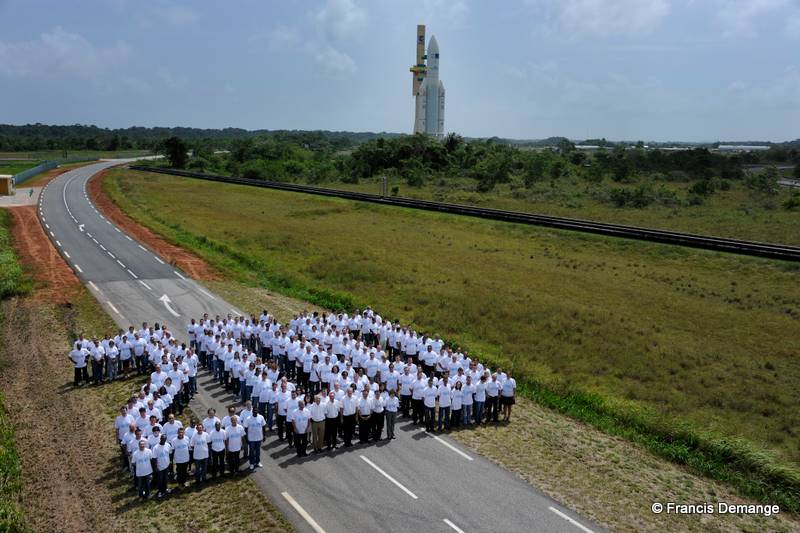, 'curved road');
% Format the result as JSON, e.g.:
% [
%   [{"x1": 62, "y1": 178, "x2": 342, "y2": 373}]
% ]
[{"x1": 38, "y1": 161, "x2": 603, "y2": 533}]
